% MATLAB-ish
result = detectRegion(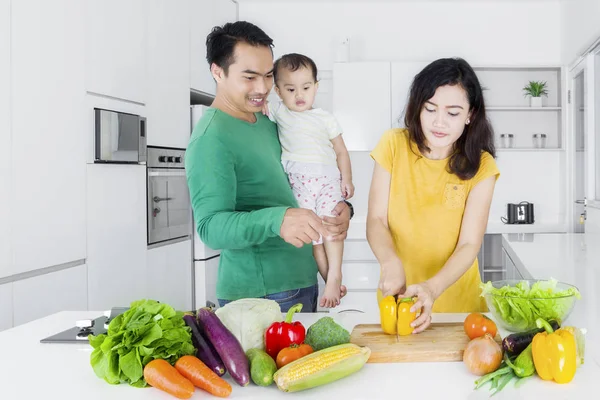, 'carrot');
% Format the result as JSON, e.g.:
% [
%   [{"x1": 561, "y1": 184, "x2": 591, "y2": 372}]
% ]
[
  {"x1": 175, "y1": 355, "x2": 233, "y2": 398},
  {"x1": 143, "y1": 359, "x2": 195, "y2": 399}
]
